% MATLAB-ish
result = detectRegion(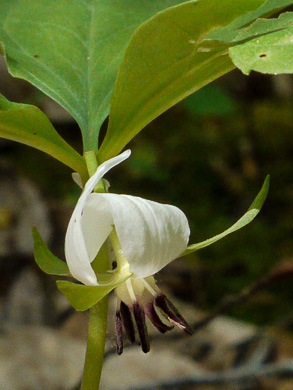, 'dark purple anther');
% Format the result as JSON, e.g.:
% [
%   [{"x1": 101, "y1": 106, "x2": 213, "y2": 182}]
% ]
[
  {"x1": 155, "y1": 294, "x2": 194, "y2": 335},
  {"x1": 144, "y1": 301, "x2": 173, "y2": 333},
  {"x1": 120, "y1": 301, "x2": 136, "y2": 344},
  {"x1": 133, "y1": 302, "x2": 150, "y2": 353}
]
